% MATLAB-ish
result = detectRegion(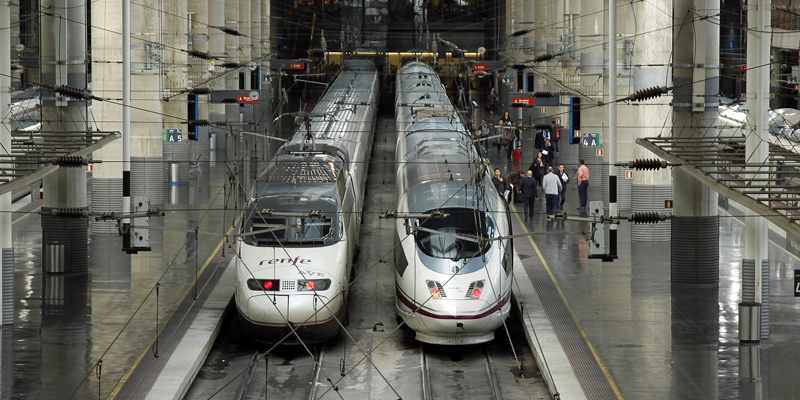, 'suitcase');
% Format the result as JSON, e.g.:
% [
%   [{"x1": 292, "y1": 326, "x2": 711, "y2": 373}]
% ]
[{"x1": 513, "y1": 148, "x2": 521, "y2": 162}]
